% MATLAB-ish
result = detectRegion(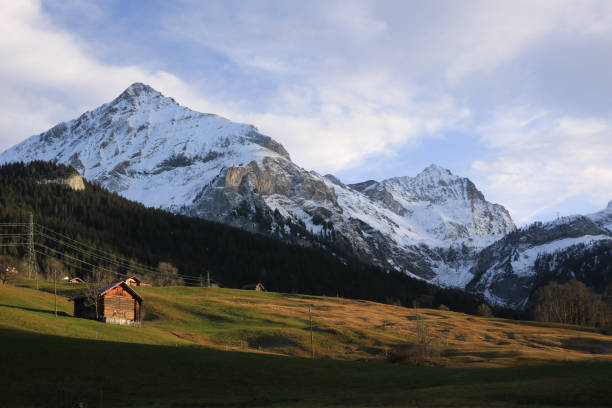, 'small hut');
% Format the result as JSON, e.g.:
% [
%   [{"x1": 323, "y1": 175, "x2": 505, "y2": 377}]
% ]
[
  {"x1": 123, "y1": 276, "x2": 141, "y2": 286},
  {"x1": 241, "y1": 283, "x2": 265, "y2": 292},
  {"x1": 122, "y1": 276, "x2": 151, "y2": 287},
  {"x1": 67, "y1": 277, "x2": 85, "y2": 284},
  {"x1": 70, "y1": 281, "x2": 143, "y2": 326}
]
